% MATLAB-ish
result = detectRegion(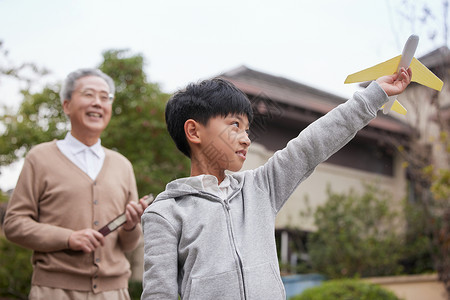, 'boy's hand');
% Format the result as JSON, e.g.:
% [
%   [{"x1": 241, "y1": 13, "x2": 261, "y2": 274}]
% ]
[{"x1": 376, "y1": 67, "x2": 412, "y2": 96}]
